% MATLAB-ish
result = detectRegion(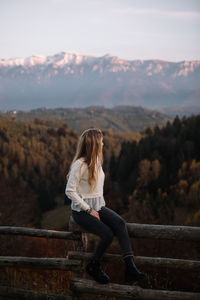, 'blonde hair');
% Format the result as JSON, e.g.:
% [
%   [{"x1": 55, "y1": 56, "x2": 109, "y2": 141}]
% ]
[{"x1": 67, "y1": 128, "x2": 103, "y2": 191}]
